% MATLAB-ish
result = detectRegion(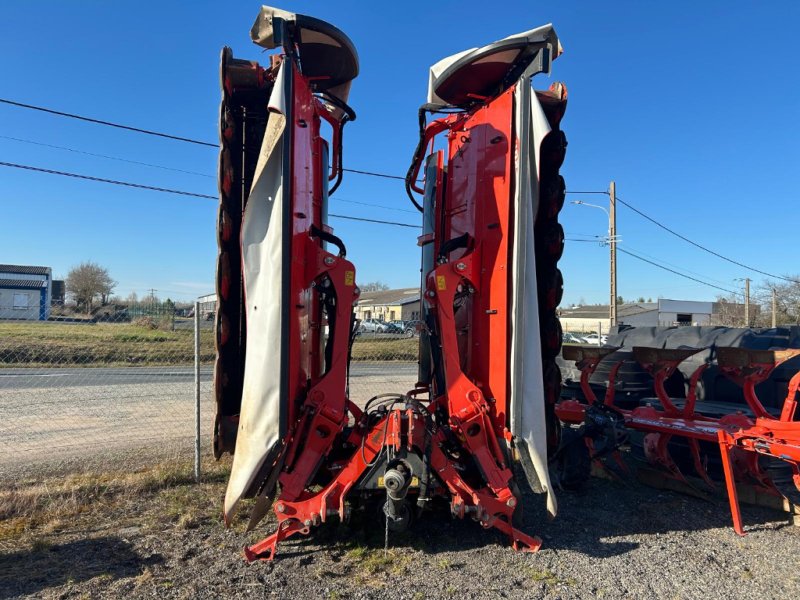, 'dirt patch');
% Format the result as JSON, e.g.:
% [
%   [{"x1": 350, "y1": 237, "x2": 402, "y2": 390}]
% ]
[{"x1": 2, "y1": 457, "x2": 799, "y2": 599}]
